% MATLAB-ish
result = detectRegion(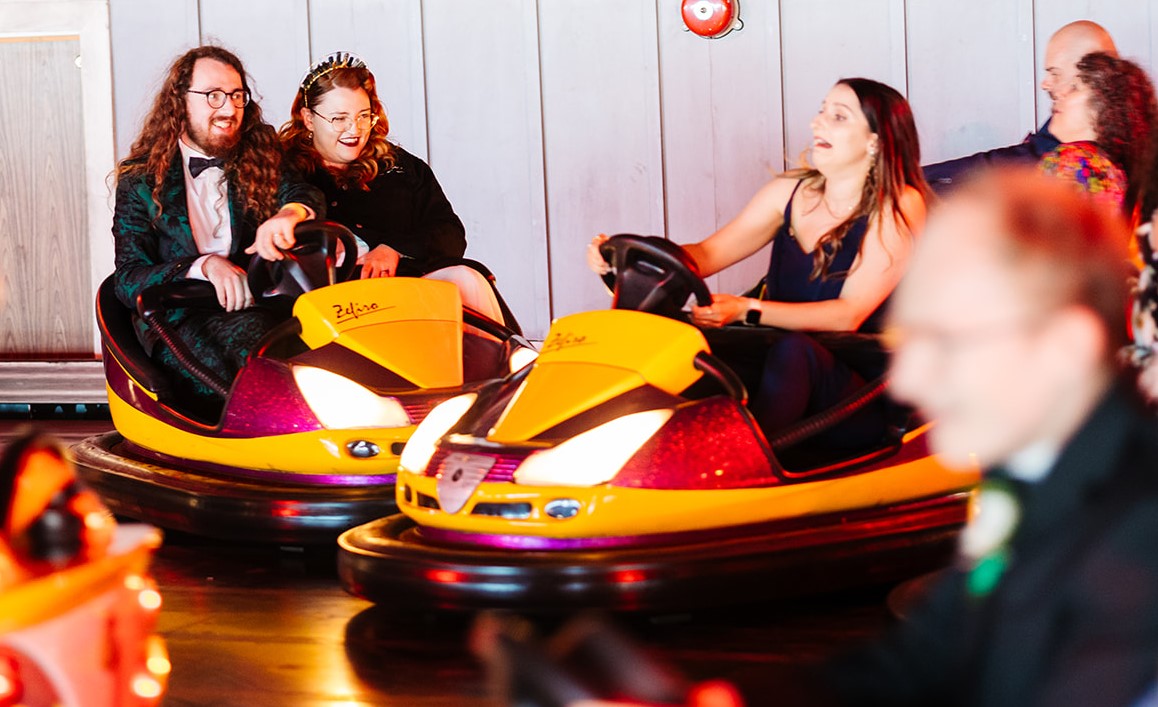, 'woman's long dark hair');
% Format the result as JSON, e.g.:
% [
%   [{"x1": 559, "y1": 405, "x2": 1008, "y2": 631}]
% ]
[{"x1": 794, "y1": 78, "x2": 931, "y2": 280}]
